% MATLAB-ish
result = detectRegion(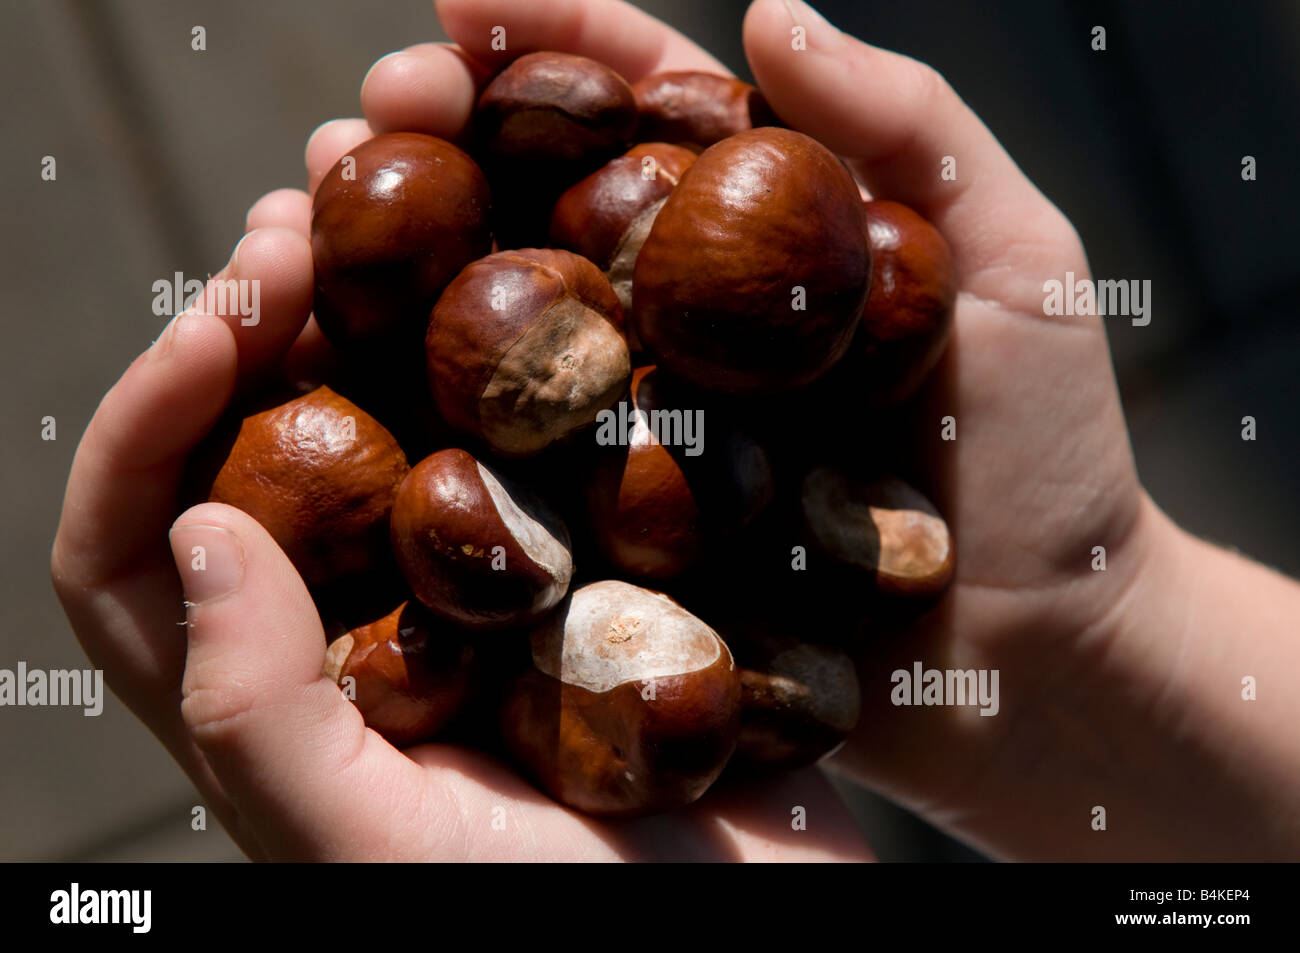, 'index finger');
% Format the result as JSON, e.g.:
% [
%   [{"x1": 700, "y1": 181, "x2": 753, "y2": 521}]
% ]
[{"x1": 434, "y1": 0, "x2": 731, "y2": 81}]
